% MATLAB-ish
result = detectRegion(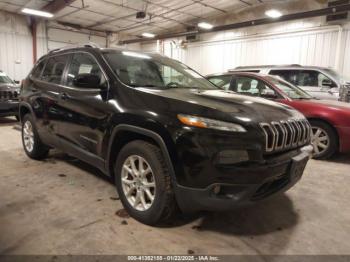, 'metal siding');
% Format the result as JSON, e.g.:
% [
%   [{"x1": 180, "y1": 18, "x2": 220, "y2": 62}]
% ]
[
  {"x1": 156, "y1": 27, "x2": 341, "y2": 76},
  {"x1": 0, "y1": 12, "x2": 48, "y2": 81},
  {"x1": 342, "y1": 29, "x2": 350, "y2": 78},
  {"x1": 47, "y1": 28, "x2": 107, "y2": 51}
]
